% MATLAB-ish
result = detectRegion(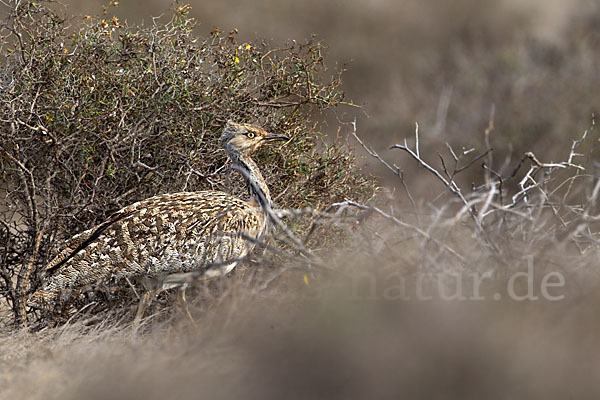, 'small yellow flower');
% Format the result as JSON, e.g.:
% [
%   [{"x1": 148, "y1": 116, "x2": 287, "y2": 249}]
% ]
[
  {"x1": 45, "y1": 115, "x2": 53, "y2": 121},
  {"x1": 234, "y1": 56, "x2": 240, "y2": 63},
  {"x1": 303, "y1": 274, "x2": 309, "y2": 285},
  {"x1": 245, "y1": 44, "x2": 251, "y2": 50},
  {"x1": 181, "y1": 59, "x2": 186, "y2": 63}
]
